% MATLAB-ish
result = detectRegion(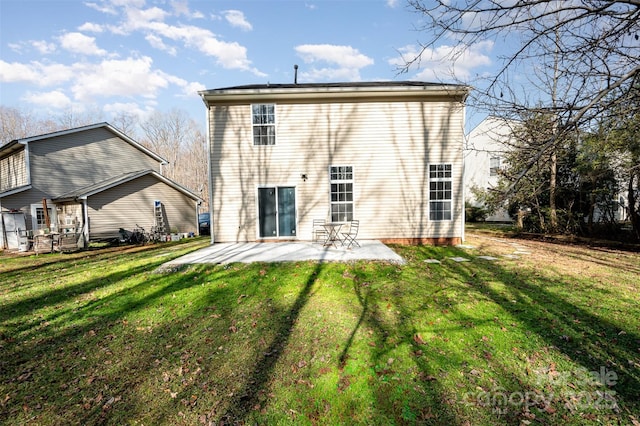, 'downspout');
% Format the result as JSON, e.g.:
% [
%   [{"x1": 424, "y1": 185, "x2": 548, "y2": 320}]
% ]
[
  {"x1": 205, "y1": 104, "x2": 215, "y2": 245},
  {"x1": 82, "y1": 198, "x2": 89, "y2": 247},
  {"x1": 461, "y1": 101, "x2": 467, "y2": 243}
]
